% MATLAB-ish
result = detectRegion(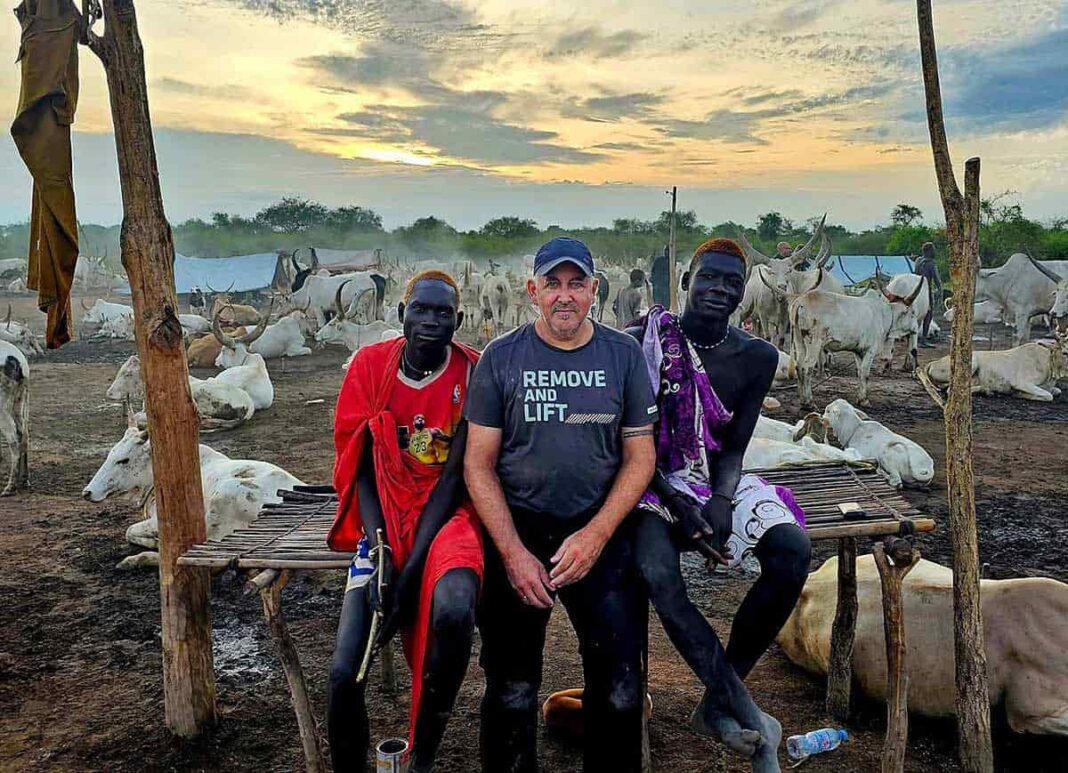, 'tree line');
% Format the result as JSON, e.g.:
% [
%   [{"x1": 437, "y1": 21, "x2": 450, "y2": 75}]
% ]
[{"x1": 2, "y1": 195, "x2": 1066, "y2": 277}]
